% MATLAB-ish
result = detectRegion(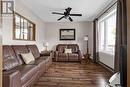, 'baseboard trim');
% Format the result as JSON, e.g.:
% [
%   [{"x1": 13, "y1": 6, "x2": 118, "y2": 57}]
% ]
[
  {"x1": 83, "y1": 57, "x2": 114, "y2": 74},
  {"x1": 97, "y1": 61, "x2": 114, "y2": 74}
]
